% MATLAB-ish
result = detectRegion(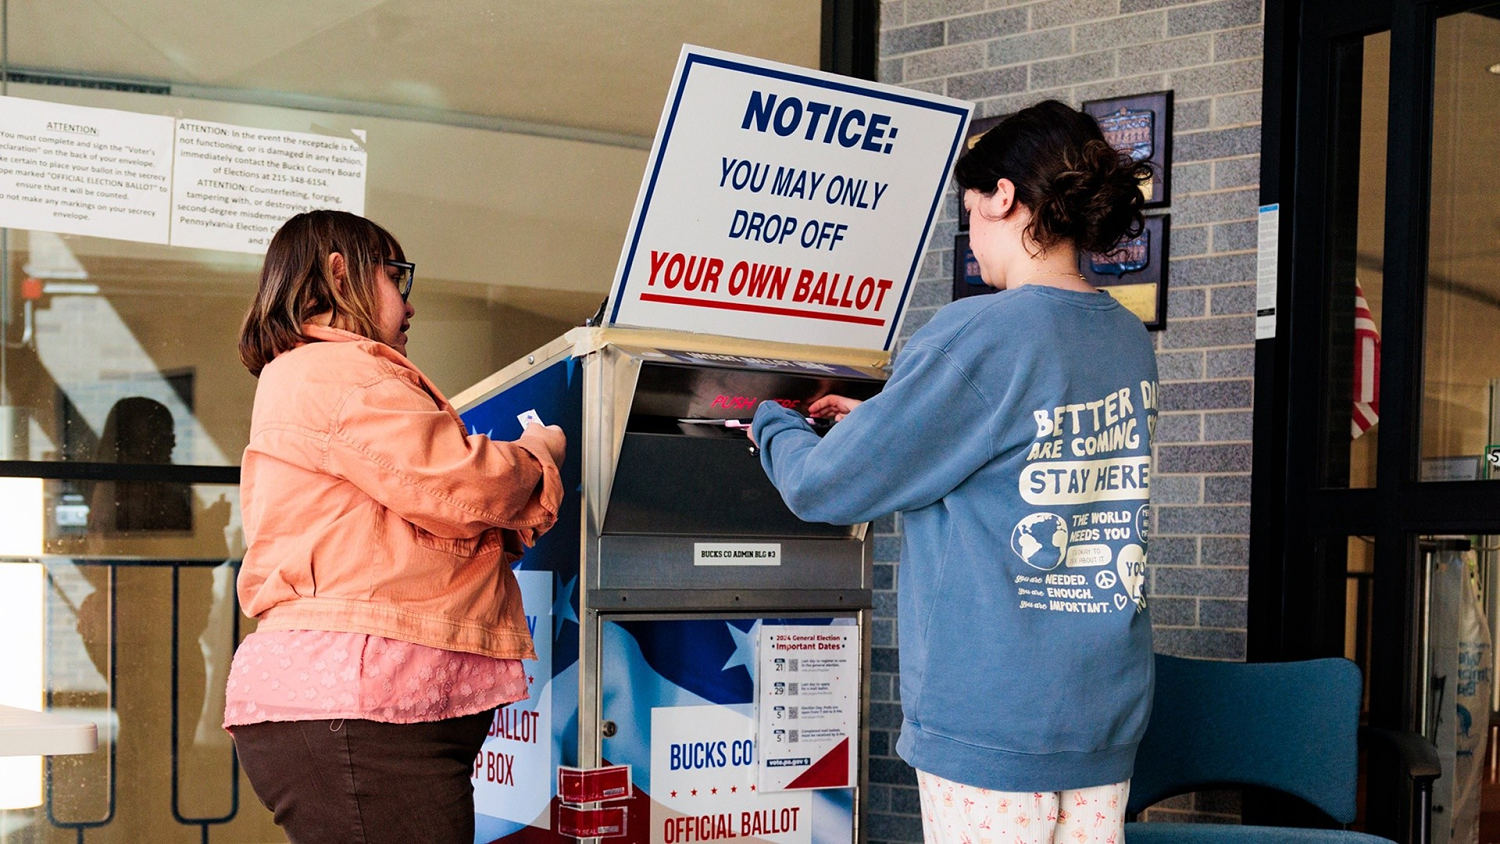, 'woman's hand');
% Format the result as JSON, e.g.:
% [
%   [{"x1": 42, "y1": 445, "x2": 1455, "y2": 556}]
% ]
[
  {"x1": 807, "y1": 394, "x2": 862, "y2": 422},
  {"x1": 524, "y1": 423, "x2": 567, "y2": 466}
]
